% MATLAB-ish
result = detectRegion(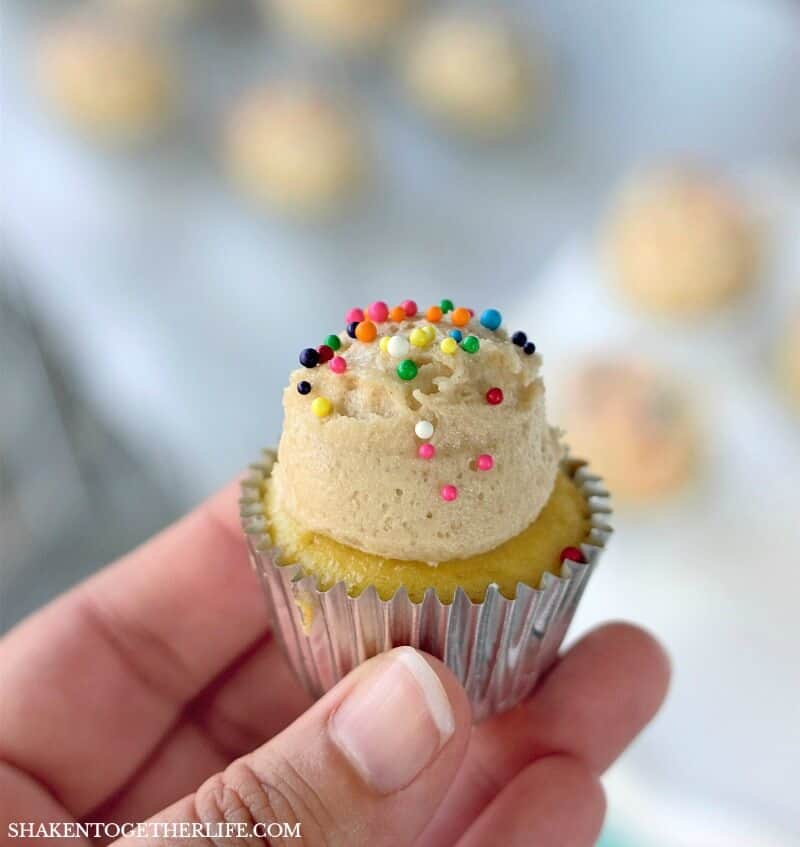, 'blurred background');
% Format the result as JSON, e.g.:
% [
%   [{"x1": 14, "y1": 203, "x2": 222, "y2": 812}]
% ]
[{"x1": 2, "y1": 0, "x2": 799, "y2": 844}]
